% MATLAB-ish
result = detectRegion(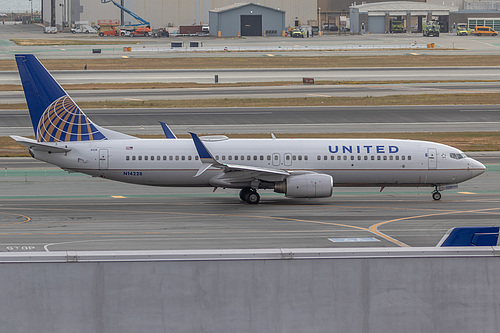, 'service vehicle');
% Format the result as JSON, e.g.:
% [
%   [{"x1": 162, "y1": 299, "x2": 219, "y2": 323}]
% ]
[
  {"x1": 456, "y1": 23, "x2": 471, "y2": 36},
  {"x1": 474, "y1": 26, "x2": 498, "y2": 36},
  {"x1": 43, "y1": 26, "x2": 57, "y2": 34},
  {"x1": 71, "y1": 25, "x2": 97, "y2": 34},
  {"x1": 423, "y1": 21, "x2": 440, "y2": 37},
  {"x1": 98, "y1": 26, "x2": 121, "y2": 36},
  {"x1": 390, "y1": 20, "x2": 405, "y2": 33},
  {"x1": 291, "y1": 29, "x2": 305, "y2": 38},
  {"x1": 129, "y1": 27, "x2": 151, "y2": 37}
]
